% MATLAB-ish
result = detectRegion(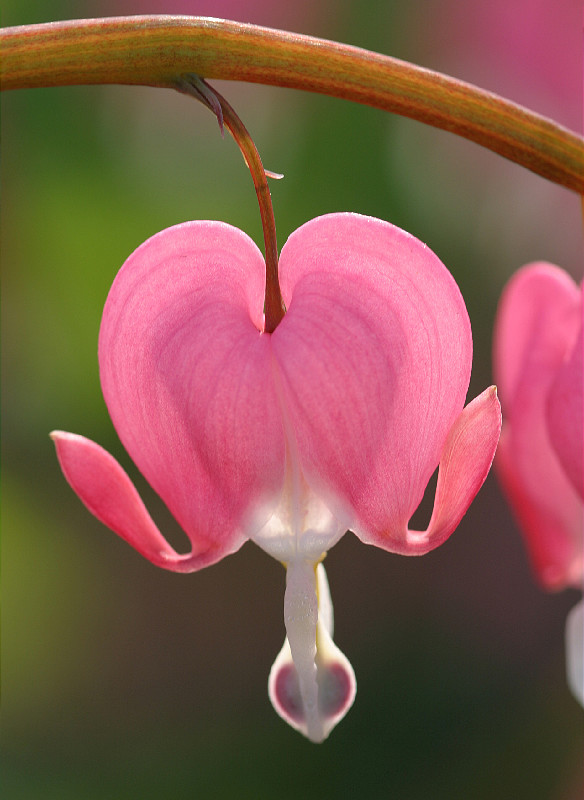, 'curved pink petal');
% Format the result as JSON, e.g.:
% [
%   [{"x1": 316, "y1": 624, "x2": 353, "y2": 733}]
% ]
[
  {"x1": 404, "y1": 386, "x2": 501, "y2": 554},
  {"x1": 493, "y1": 263, "x2": 582, "y2": 590},
  {"x1": 272, "y1": 212, "x2": 475, "y2": 552},
  {"x1": 547, "y1": 321, "x2": 584, "y2": 498},
  {"x1": 496, "y1": 428, "x2": 582, "y2": 589},
  {"x1": 51, "y1": 431, "x2": 216, "y2": 571},
  {"x1": 98, "y1": 221, "x2": 286, "y2": 568},
  {"x1": 494, "y1": 263, "x2": 580, "y2": 411}
]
